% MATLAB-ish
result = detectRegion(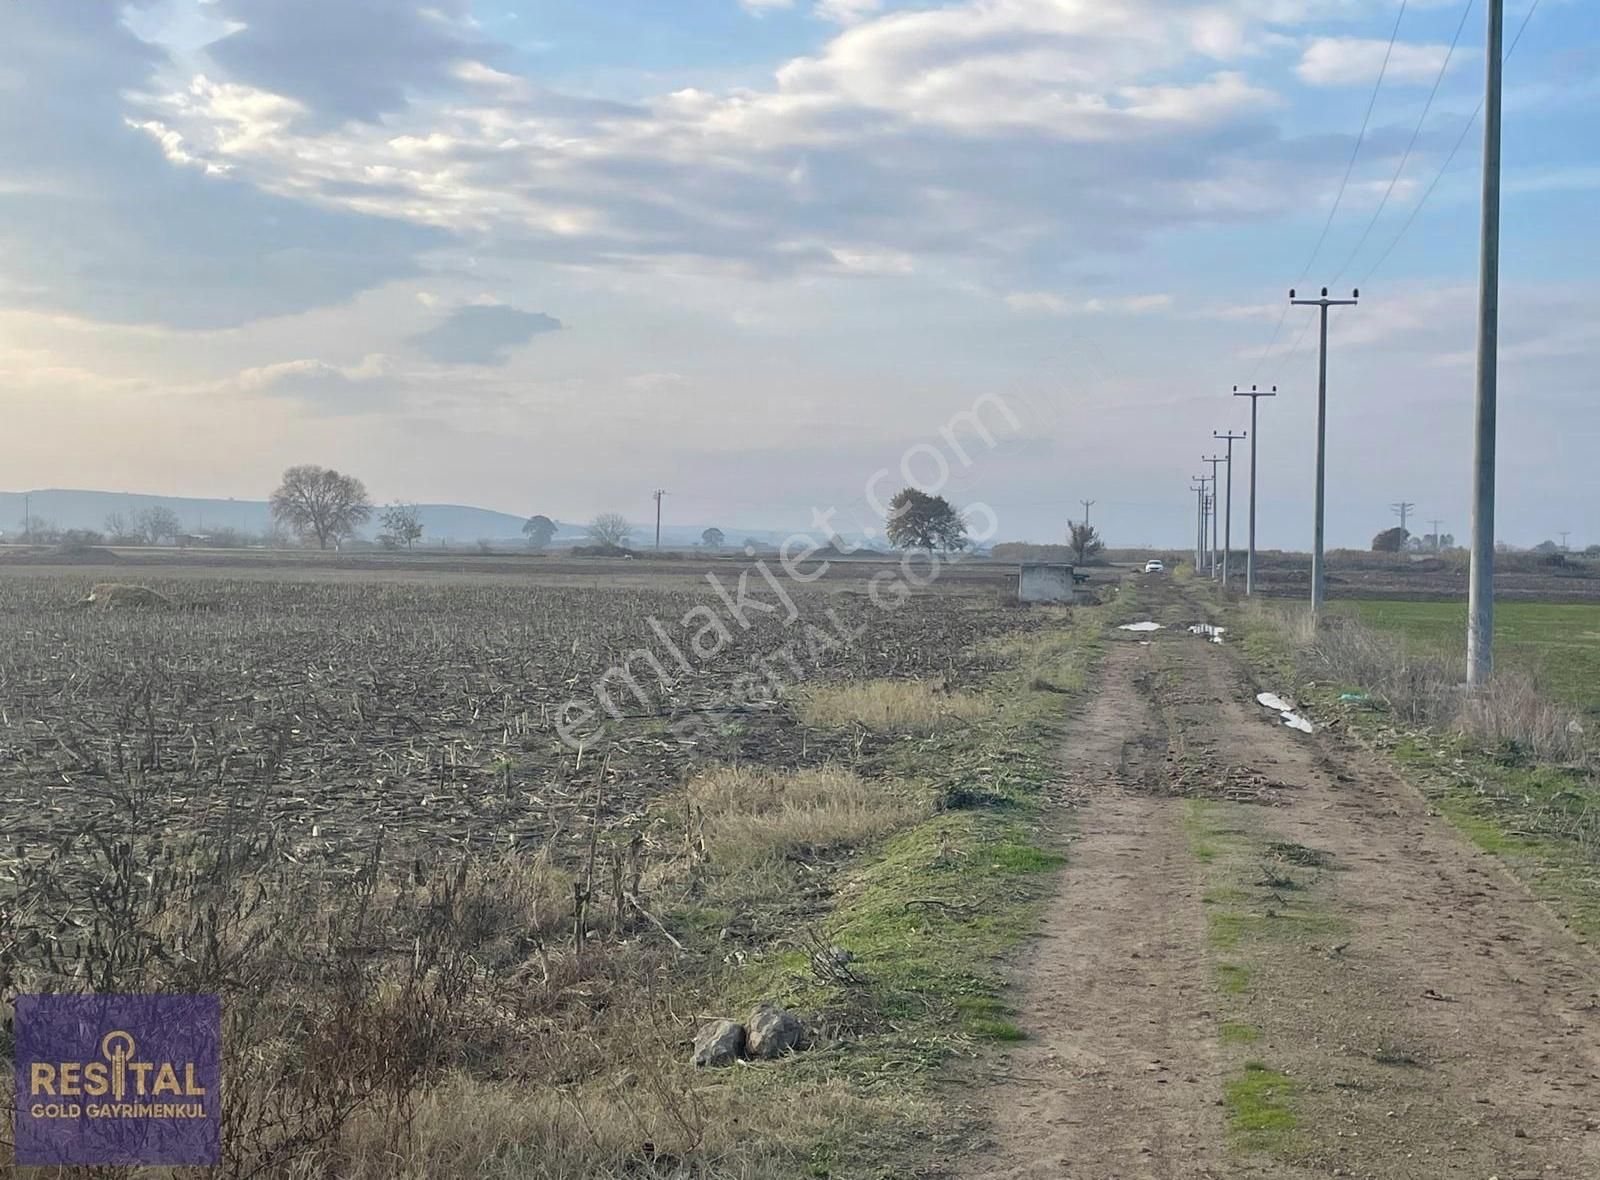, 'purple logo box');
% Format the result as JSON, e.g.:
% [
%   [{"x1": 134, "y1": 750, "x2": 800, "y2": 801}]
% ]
[{"x1": 13, "y1": 994, "x2": 221, "y2": 1166}]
